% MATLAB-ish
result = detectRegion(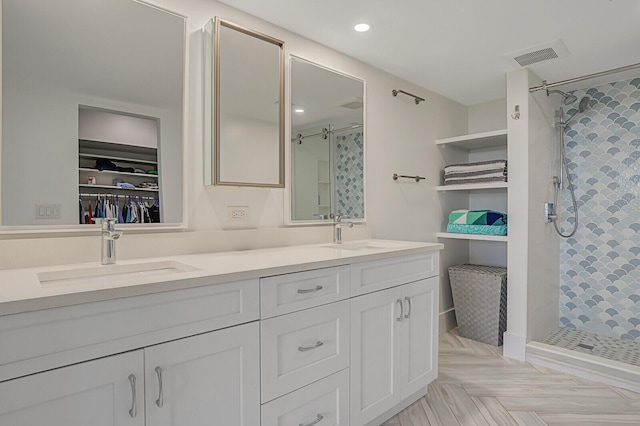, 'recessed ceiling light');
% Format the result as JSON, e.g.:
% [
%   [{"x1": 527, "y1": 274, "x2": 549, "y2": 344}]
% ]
[
  {"x1": 294, "y1": 108, "x2": 305, "y2": 113},
  {"x1": 354, "y1": 23, "x2": 370, "y2": 32}
]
